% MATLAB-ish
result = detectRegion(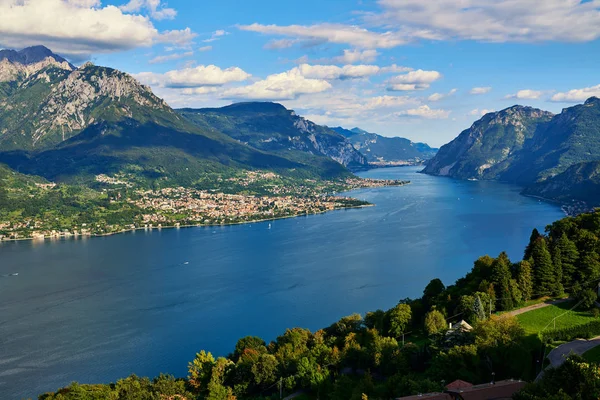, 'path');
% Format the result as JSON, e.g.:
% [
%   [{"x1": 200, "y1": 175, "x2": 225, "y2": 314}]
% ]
[
  {"x1": 504, "y1": 298, "x2": 571, "y2": 317},
  {"x1": 547, "y1": 336, "x2": 600, "y2": 367}
]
